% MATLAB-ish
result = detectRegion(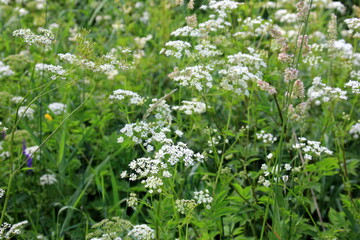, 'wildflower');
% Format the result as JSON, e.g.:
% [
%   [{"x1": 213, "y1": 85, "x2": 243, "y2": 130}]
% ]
[
  {"x1": 186, "y1": 14, "x2": 197, "y2": 27},
  {"x1": 282, "y1": 175, "x2": 289, "y2": 182},
  {"x1": 284, "y1": 164, "x2": 292, "y2": 171},
  {"x1": 2, "y1": 221, "x2": 28, "y2": 239},
  {"x1": 175, "y1": 129, "x2": 183, "y2": 137},
  {"x1": 23, "y1": 143, "x2": 39, "y2": 171},
  {"x1": 11, "y1": 96, "x2": 24, "y2": 104},
  {"x1": 128, "y1": 224, "x2": 155, "y2": 240},
  {"x1": 175, "y1": 199, "x2": 197, "y2": 214},
  {"x1": 257, "y1": 80, "x2": 277, "y2": 95},
  {"x1": 44, "y1": 113, "x2": 53, "y2": 121},
  {"x1": 193, "y1": 189, "x2": 213, "y2": 207},
  {"x1": 187, "y1": 0, "x2": 194, "y2": 9},
  {"x1": 345, "y1": 80, "x2": 360, "y2": 94},
  {"x1": 266, "y1": 153, "x2": 274, "y2": 159},
  {"x1": 284, "y1": 68, "x2": 299, "y2": 83},
  {"x1": 0, "y1": 189, "x2": 4, "y2": 198},
  {"x1": 0, "y1": 61, "x2": 14, "y2": 78},
  {"x1": 172, "y1": 100, "x2": 206, "y2": 115},
  {"x1": 18, "y1": 106, "x2": 35, "y2": 119},
  {"x1": 292, "y1": 137, "x2": 333, "y2": 157},
  {"x1": 48, "y1": 102, "x2": 66, "y2": 115},
  {"x1": 35, "y1": 63, "x2": 66, "y2": 79},
  {"x1": 256, "y1": 130, "x2": 277, "y2": 144},
  {"x1": 40, "y1": 174, "x2": 57, "y2": 185},
  {"x1": 0, "y1": 122, "x2": 8, "y2": 133},
  {"x1": 109, "y1": 89, "x2": 145, "y2": 105},
  {"x1": 160, "y1": 40, "x2": 191, "y2": 59},
  {"x1": 13, "y1": 28, "x2": 55, "y2": 47},
  {"x1": 261, "y1": 164, "x2": 268, "y2": 171},
  {"x1": 296, "y1": 0, "x2": 309, "y2": 22},
  {"x1": 263, "y1": 180, "x2": 271, "y2": 187},
  {"x1": 328, "y1": 14, "x2": 337, "y2": 45},
  {"x1": 308, "y1": 77, "x2": 347, "y2": 103},
  {"x1": 292, "y1": 80, "x2": 305, "y2": 98},
  {"x1": 126, "y1": 193, "x2": 138, "y2": 209},
  {"x1": 349, "y1": 122, "x2": 360, "y2": 139}
]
